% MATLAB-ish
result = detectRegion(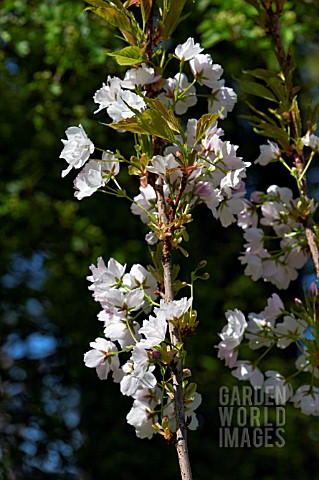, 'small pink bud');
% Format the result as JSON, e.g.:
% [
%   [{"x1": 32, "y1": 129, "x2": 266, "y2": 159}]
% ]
[
  {"x1": 152, "y1": 350, "x2": 161, "y2": 360},
  {"x1": 294, "y1": 297, "x2": 302, "y2": 305},
  {"x1": 310, "y1": 282, "x2": 318, "y2": 297}
]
